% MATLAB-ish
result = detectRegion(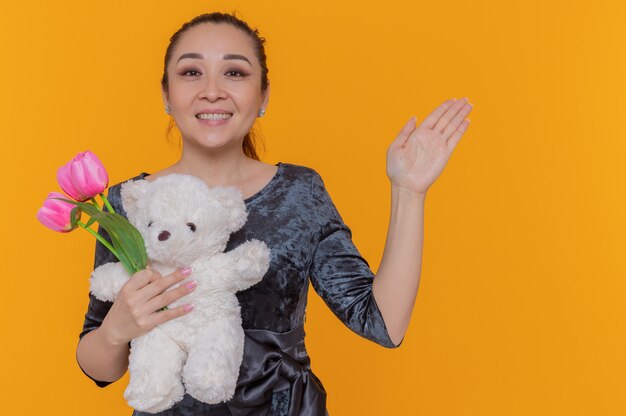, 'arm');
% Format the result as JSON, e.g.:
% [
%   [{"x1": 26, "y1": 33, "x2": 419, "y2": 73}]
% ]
[
  {"x1": 76, "y1": 268, "x2": 195, "y2": 387},
  {"x1": 76, "y1": 313, "x2": 131, "y2": 385},
  {"x1": 308, "y1": 170, "x2": 400, "y2": 348},
  {"x1": 76, "y1": 217, "x2": 130, "y2": 386},
  {"x1": 77, "y1": 267, "x2": 196, "y2": 386},
  {"x1": 372, "y1": 188, "x2": 425, "y2": 346},
  {"x1": 374, "y1": 98, "x2": 473, "y2": 346}
]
